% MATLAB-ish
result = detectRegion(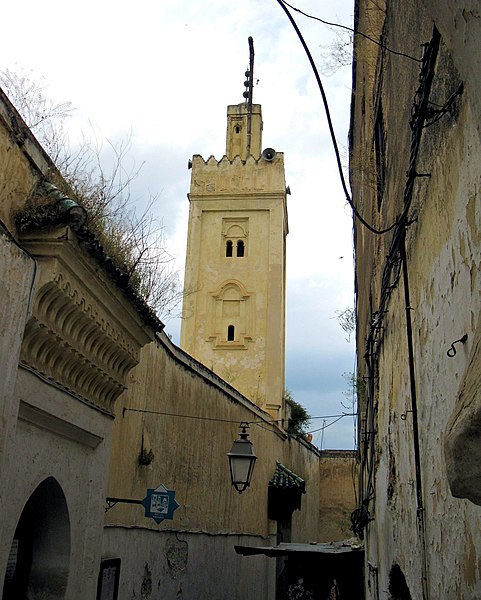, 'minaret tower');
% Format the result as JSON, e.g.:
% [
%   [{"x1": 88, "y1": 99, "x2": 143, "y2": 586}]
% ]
[{"x1": 180, "y1": 38, "x2": 288, "y2": 419}]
